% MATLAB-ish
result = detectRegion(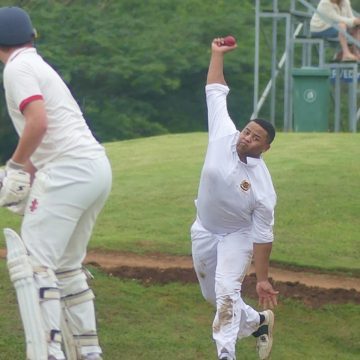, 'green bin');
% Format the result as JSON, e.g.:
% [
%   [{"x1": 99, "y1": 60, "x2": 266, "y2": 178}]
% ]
[{"x1": 292, "y1": 67, "x2": 331, "y2": 132}]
